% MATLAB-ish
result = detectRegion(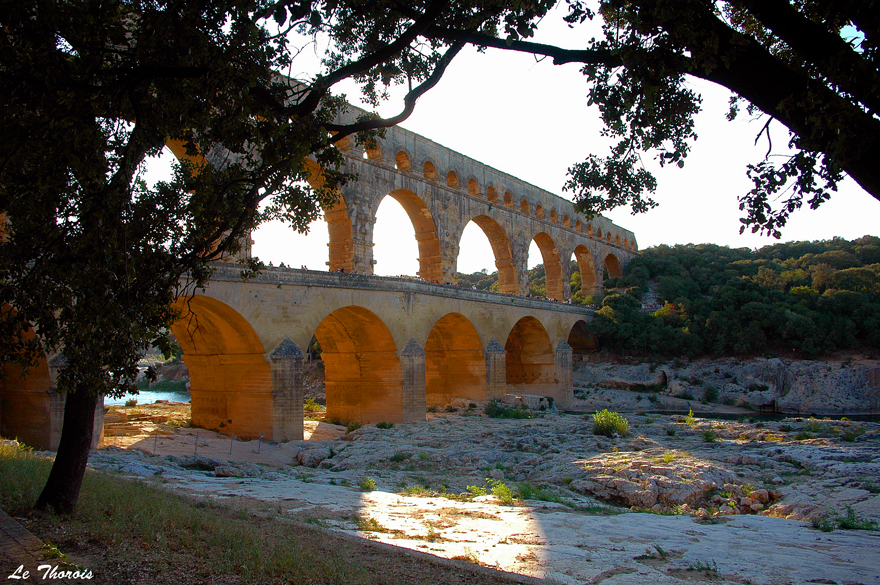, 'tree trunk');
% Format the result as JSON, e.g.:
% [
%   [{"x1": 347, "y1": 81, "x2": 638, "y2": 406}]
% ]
[{"x1": 35, "y1": 388, "x2": 99, "y2": 514}]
